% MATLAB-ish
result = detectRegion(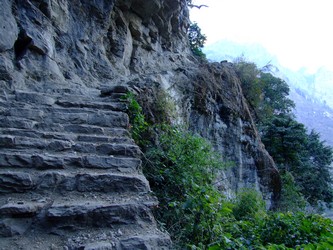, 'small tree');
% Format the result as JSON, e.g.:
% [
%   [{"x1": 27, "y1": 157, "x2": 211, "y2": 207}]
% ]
[{"x1": 187, "y1": 22, "x2": 206, "y2": 57}]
